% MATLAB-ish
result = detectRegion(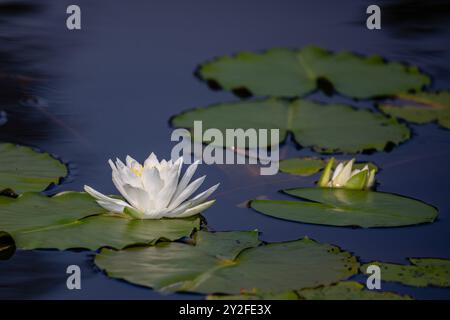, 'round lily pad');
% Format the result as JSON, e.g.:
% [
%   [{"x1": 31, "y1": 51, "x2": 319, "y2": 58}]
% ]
[
  {"x1": 380, "y1": 91, "x2": 450, "y2": 129},
  {"x1": 279, "y1": 157, "x2": 377, "y2": 176},
  {"x1": 95, "y1": 231, "x2": 359, "y2": 294},
  {"x1": 0, "y1": 192, "x2": 200, "y2": 250},
  {"x1": 361, "y1": 258, "x2": 450, "y2": 287},
  {"x1": 198, "y1": 46, "x2": 430, "y2": 99},
  {"x1": 171, "y1": 99, "x2": 410, "y2": 153},
  {"x1": 0, "y1": 143, "x2": 67, "y2": 194},
  {"x1": 251, "y1": 188, "x2": 438, "y2": 228}
]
